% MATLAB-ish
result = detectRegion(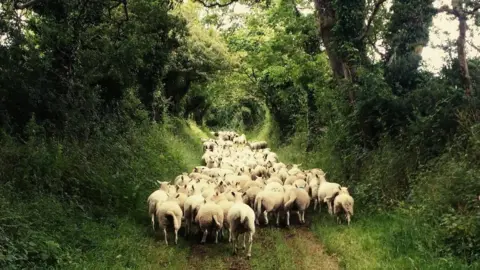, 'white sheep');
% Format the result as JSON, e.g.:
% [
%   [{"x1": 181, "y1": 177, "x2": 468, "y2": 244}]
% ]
[
  {"x1": 243, "y1": 186, "x2": 262, "y2": 208},
  {"x1": 254, "y1": 190, "x2": 284, "y2": 226},
  {"x1": 183, "y1": 187, "x2": 205, "y2": 237},
  {"x1": 155, "y1": 198, "x2": 183, "y2": 245},
  {"x1": 147, "y1": 181, "x2": 169, "y2": 231},
  {"x1": 317, "y1": 174, "x2": 341, "y2": 214},
  {"x1": 333, "y1": 187, "x2": 354, "y2": 225},
  {"x1": 195, "y1": 197, "x2": 224, "y2": 244},
  {"x1": 227, "y1": 192, "x2": 256, "y2": 258},
  {"x1": 284, "y1": 184, "x2": 311, "y2": 226}
]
